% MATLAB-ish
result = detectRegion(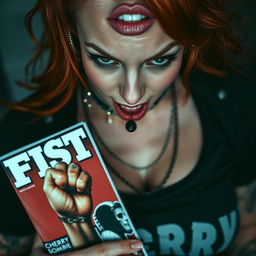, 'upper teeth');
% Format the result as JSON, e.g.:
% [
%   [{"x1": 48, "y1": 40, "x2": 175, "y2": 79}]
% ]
[
  {"x1": 121, "y1": 105, "x2": 142, "y2": 111},
  {"x1": 117, "y1": 14, "x2": 146, "y2": 22}
]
